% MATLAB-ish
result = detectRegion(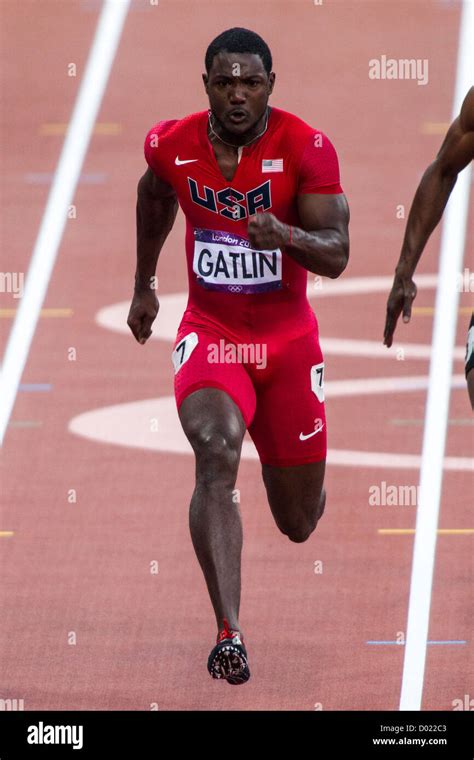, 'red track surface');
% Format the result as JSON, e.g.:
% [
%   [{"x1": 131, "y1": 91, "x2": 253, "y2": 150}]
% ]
[{"x1": 1, "y1": 0, "x2": 472, "y2": 710}]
